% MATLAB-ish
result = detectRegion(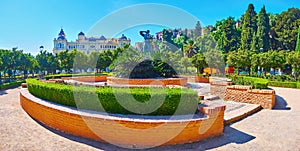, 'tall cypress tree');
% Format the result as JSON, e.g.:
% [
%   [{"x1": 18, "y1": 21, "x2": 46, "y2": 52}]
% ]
[
  {"x1": 251, "y1": 31, "x2": 258, "y2": 52},
  {"x1": 241, "y1": 4, "x2": 257, "y2": 51},
  {"x1": 194, "y1": 21, "x2": 202, "y2": 38},
  {"x1": 257, "y1": 6, "x2": 270, "y2": 52},
  {"x1": 296, "y1": 26, "x2": 300, "y2": 51}
]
